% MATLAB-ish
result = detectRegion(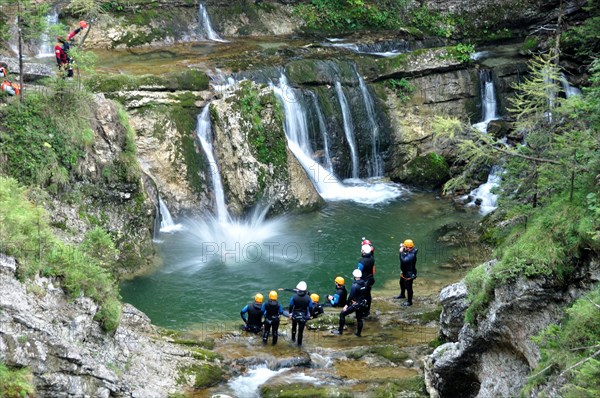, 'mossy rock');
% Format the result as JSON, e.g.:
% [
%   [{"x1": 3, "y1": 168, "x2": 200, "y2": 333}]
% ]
[
  {"x1": 87, "y1": 69, "x2": 209, "y2": 93},
  {"x1": 370, "y1": 345, "x2": 409, "y2": 364},
  {"x1": 178, "y1": 364, "x2": 224, "y2": 389},
  {"x1": 372, "y1": 376, "x2": 428, "y2": 398},
  {"x1": 260, "y1": 383, "x2": 354, "y2": 398},
  {"x1": 403, "y1": 152, "x2": 450, "y2": 189},
  {"x1": 286, "y1": 59, "x2": 357, "y2": 86}
]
